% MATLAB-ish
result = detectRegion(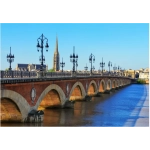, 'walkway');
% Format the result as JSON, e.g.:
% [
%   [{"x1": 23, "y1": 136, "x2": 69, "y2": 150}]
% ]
[{"x1": 124, "y1": 85, "x2": 149, "y2": 127}]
